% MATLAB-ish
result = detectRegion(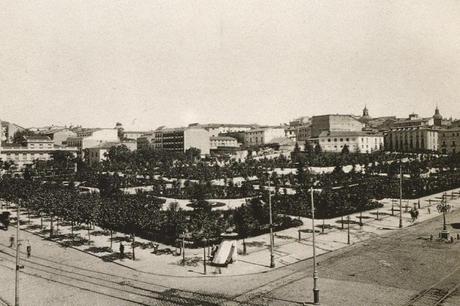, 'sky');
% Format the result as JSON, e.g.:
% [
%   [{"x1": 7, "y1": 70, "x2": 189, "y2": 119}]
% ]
[{"x1": 1, "y1": 0, "x2": 460, "y2": 130}]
